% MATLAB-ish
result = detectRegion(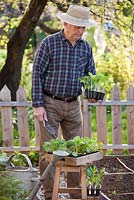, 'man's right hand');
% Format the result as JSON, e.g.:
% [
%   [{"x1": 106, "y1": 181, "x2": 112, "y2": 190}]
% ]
[{"x1": 33, "y1": 107, "x2": 47, "y2": 122}]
